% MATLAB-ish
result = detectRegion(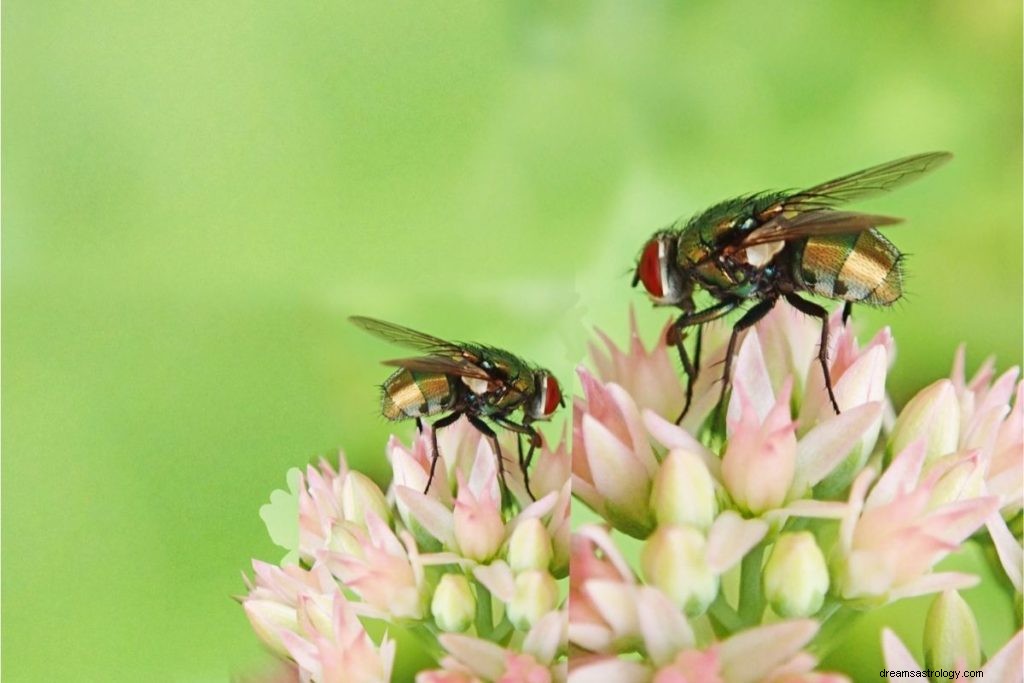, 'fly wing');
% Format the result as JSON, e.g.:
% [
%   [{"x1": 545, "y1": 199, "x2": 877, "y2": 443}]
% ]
[
  {"x1": 739, "y1": 210, "x2": 903, "y2": 248},
  {"x1": 759, "y1": 151, "x2": 952, "y2": 216},
  {"x1": 381, "y1": 355, "x2": 492, "y2": 380},
  {"x1": 350, "y1": 316, "x2": 464, "y2": 354}
]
